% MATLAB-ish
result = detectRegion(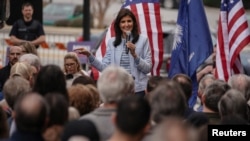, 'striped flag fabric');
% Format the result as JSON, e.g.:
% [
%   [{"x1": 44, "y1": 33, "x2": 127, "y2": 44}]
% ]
[
  {"x1": 95, "y1": 0, "x2": 163, "y2": 75},
  {"x1": 215, "y1": 0, "x2": 250, "y2": 81}
]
